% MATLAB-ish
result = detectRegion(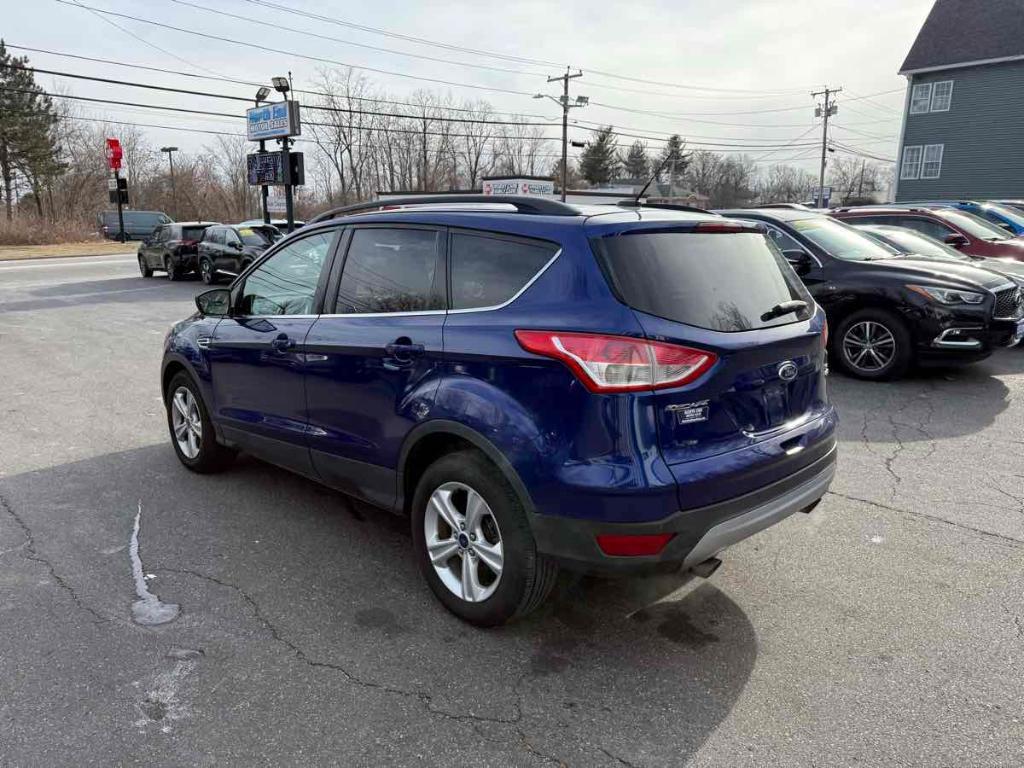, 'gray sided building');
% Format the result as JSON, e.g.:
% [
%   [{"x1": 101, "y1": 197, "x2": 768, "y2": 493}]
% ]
[{"x1": 895, "y1": 0, "x2": 1024, "y2": 201}]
